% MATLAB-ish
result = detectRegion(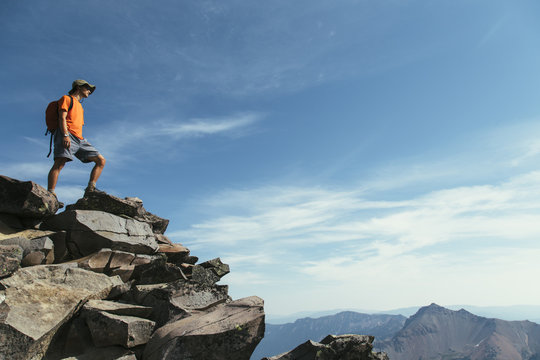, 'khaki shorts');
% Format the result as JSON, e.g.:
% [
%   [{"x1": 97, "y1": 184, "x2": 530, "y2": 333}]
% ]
[{"x1": 53, "y1": 131, "x2": 101, "y2": 163}]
